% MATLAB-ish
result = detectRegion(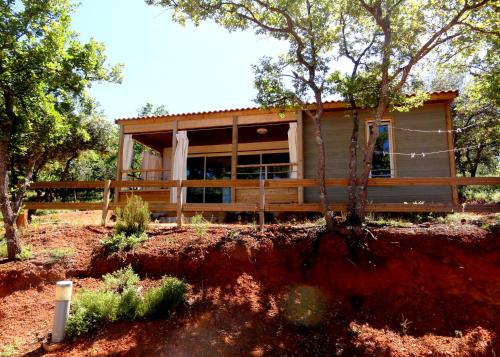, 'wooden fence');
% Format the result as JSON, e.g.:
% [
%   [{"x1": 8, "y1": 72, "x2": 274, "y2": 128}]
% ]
[{"x1": 26, "y1": 177, "x2": 500, "y2": 228}]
